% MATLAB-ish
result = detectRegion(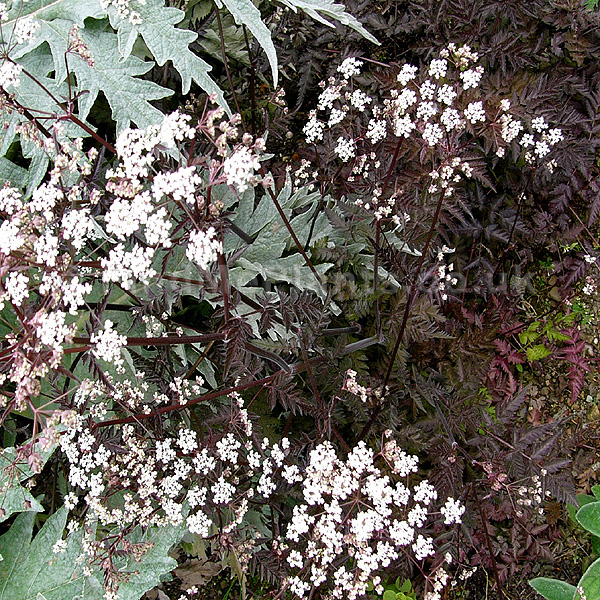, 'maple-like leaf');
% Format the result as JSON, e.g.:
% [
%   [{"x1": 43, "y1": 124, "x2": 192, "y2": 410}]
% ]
[
  {"x1": 3, "y1": 0, "x2": 105, "y2": 28},
  {"x1": 107, "y1": 0, "x2": 226, "y2": 104},
  {"x1": 0, "y1": 506, "x2": 185, "y2": 600},
  {"x1": 17, "y1": 18, "x2": 171, "y2": 132}
]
